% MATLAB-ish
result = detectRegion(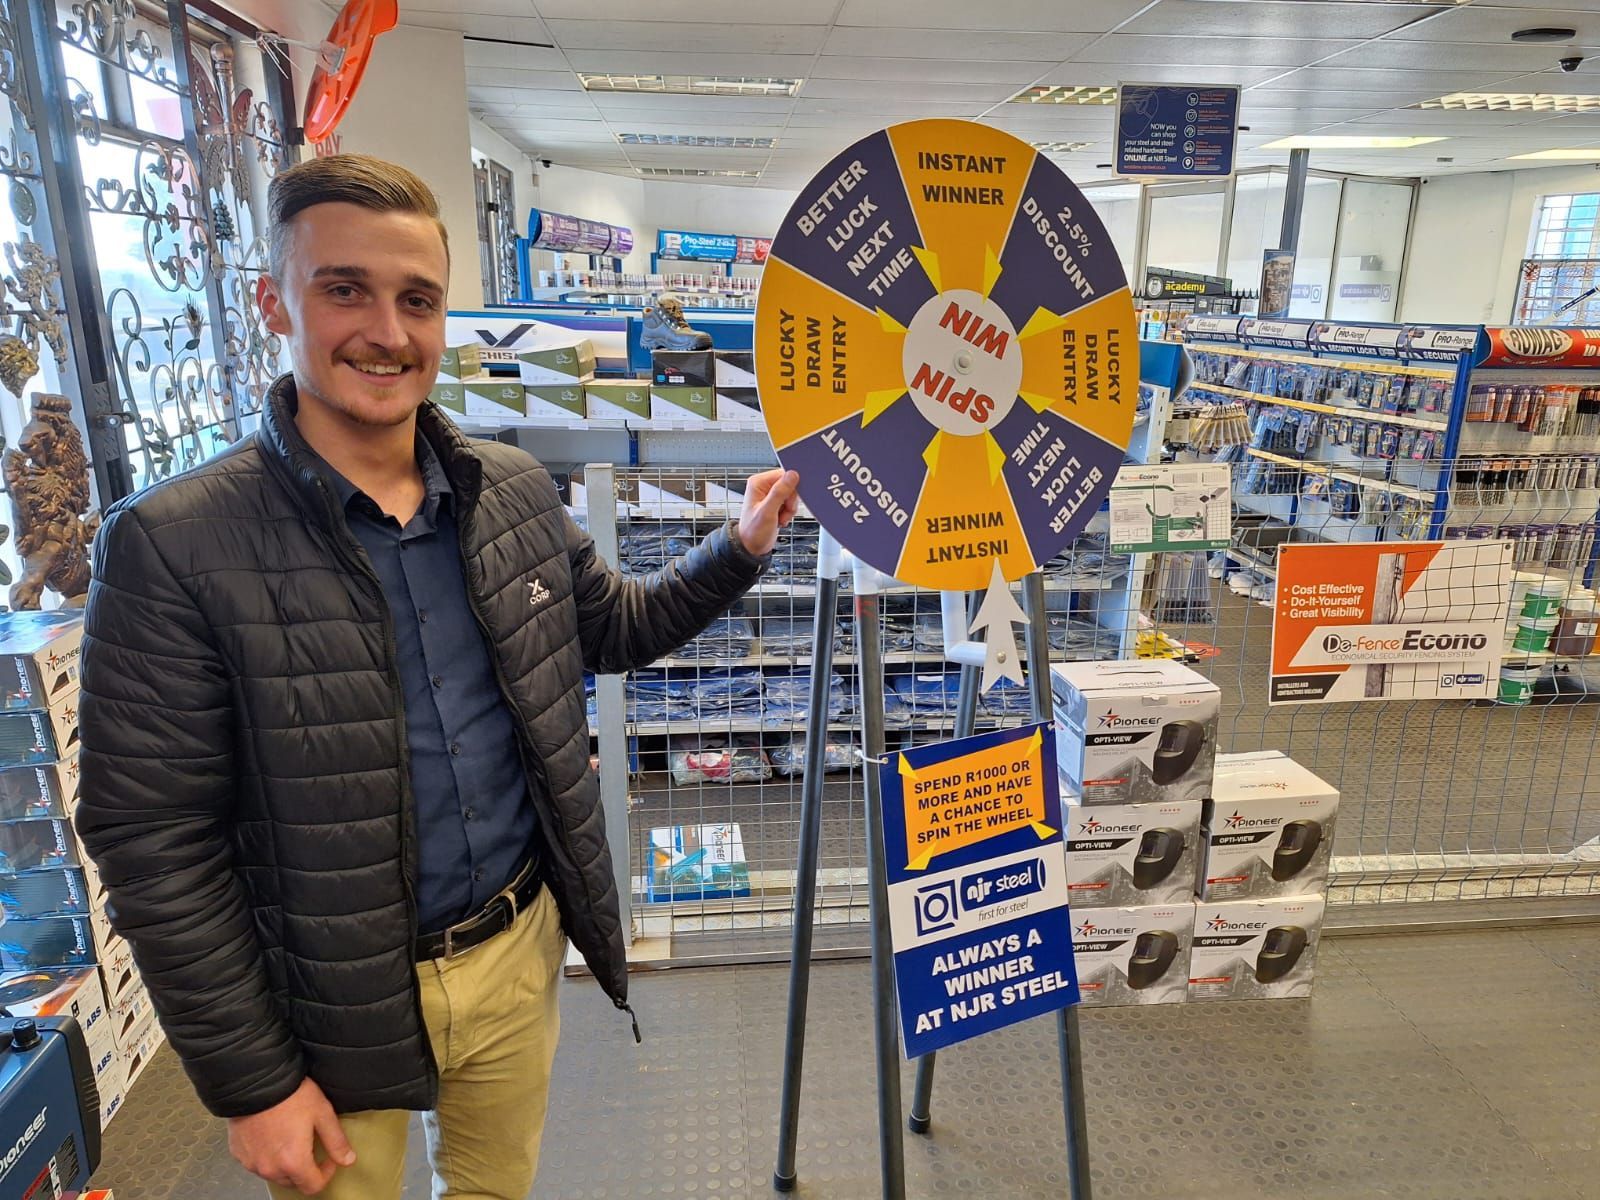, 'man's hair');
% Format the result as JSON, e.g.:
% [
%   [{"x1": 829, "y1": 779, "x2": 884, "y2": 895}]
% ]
[{"x1": 266, "y1": 153, "x2": 449, "y2": 276}]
